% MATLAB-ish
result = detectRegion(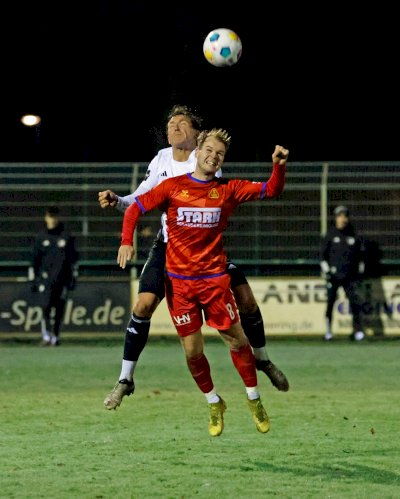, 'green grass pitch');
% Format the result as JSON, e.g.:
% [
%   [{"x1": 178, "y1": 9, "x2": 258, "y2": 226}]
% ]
[{"x1": 1, "y1": 337, "x2": 399, "y2": 498}]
